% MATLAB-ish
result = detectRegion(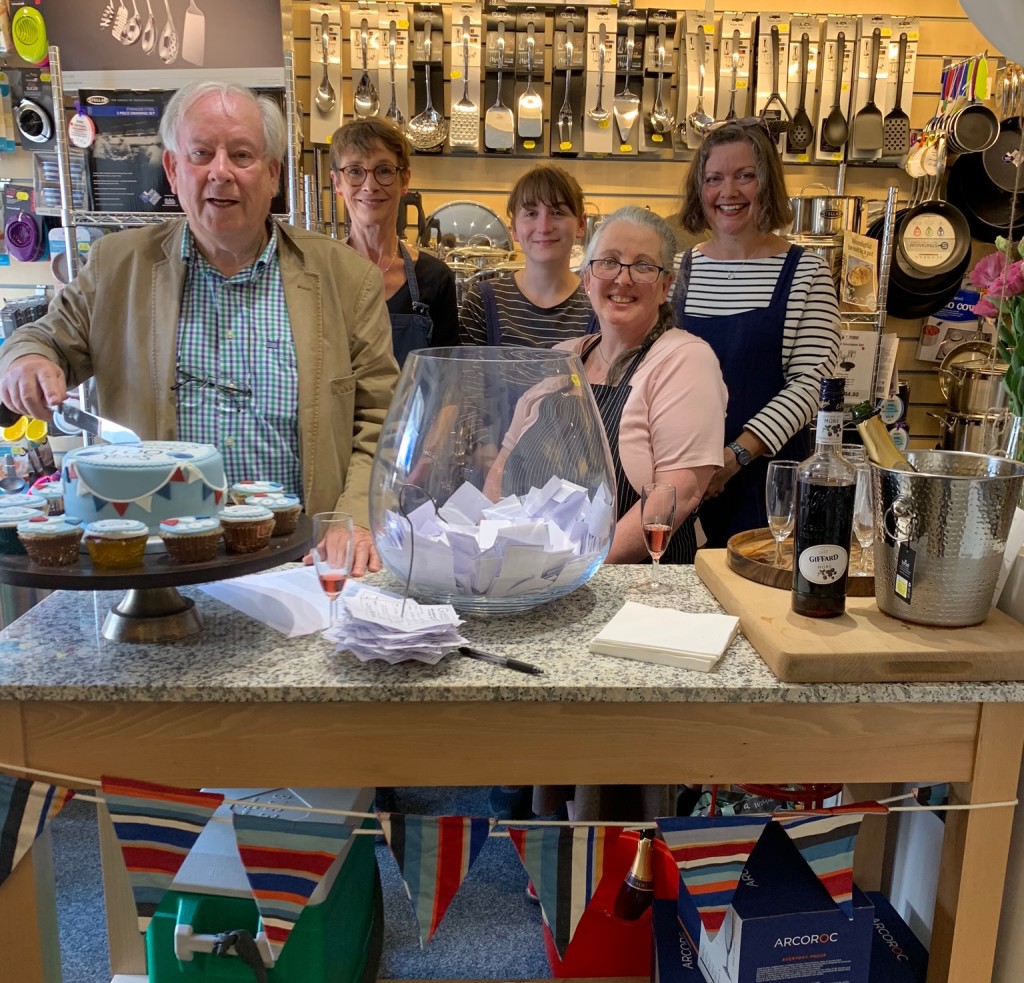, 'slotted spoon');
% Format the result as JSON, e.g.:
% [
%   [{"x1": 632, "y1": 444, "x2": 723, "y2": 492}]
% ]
[
  {"x1": 787, "y1": 33, "x2": 814, "y2": 151},
  {"x1": 158, "y1": 0, "x2": 178, "y2": 64},
  {"x1": 613, "y1": 31, "x2": 640, "y2": 144},
  {"x1": 687, "y1": 25, "x2": 714, "y2": 137},
  {"x1": 353, "y1": 21, "x2": 379, "y2": 119},
  {"x1": 484, "y1": 31, "x2": 514, "y2": 150},
  {"x1": 111, "y1": 0, "x2": 128, "y2": 41},
  {"x1": 121, "y1": 0, "x2": 141, "y2": 45},
  {"x1": 852, "y1": 28, "x2": 883, "y2": 152},
  {"x1": 140, "y1": 0, "x2": 156, "y2": 53},
  {"x1": 882, "y1": 32, "x2": 911, "y2": 156},
  {"x1": 407, "y1": 24, "x2": 448, "y2": 150},
  {"x1": 821, "y1": 32, "x2": 849, "y2": 149}
]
